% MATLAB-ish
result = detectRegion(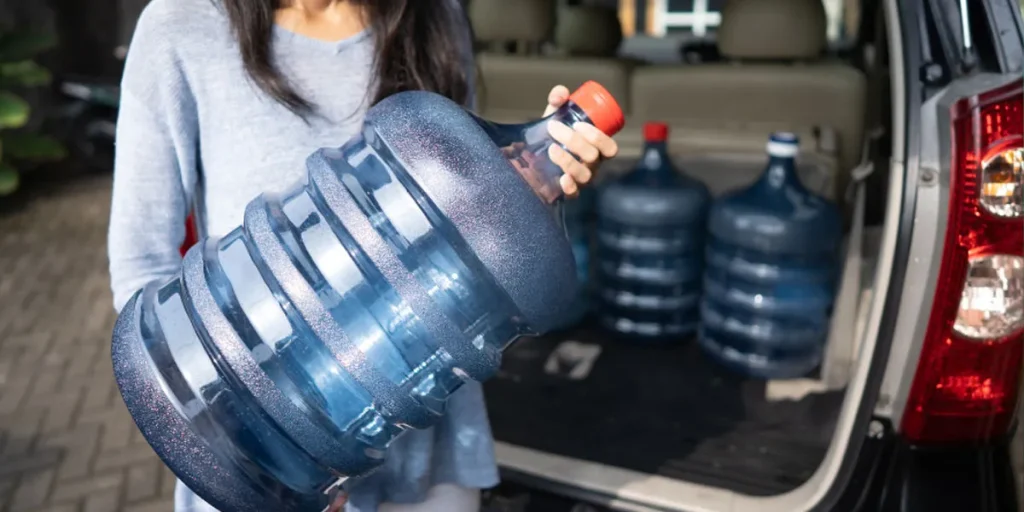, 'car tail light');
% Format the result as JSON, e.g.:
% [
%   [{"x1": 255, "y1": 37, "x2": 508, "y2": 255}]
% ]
[
  {"x1": 901, "y1": 79, "x2": 1024, "y2": 444},
  {"x1": 180, "y1": 213, "x2": 198, "y2": 257}
]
